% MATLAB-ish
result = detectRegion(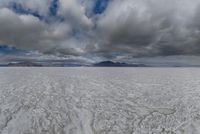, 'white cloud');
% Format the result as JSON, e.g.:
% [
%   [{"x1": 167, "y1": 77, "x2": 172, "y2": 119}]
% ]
[
  {"x1": 58, "y1": 0, "x2": 93, "y2": 28},
  {"x1": 0, "y1": 1, "x2": 92, "y2": 56}
]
